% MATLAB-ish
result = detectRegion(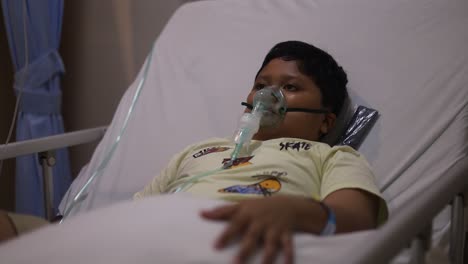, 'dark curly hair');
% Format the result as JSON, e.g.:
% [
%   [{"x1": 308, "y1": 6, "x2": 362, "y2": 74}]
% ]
[{"x1": 256, "y1": 41, "x2": 348, "y2": 116}]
